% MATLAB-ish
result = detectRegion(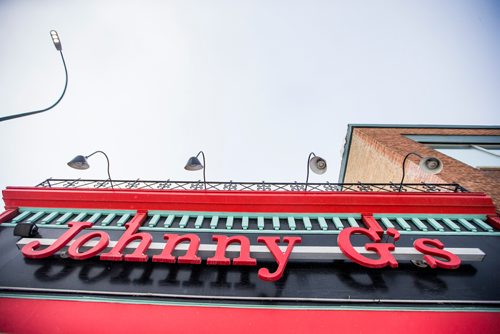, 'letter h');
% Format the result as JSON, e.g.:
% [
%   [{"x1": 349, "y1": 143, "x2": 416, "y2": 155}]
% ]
[{"x1": 100, "y1": 211, "x2": 152, "y2": 262}]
